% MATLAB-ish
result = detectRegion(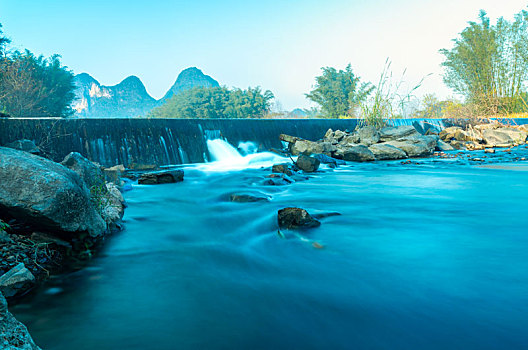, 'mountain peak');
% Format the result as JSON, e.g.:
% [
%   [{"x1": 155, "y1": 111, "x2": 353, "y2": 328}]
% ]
[{"x1": 163, "y1": 67, "x2": 219, "y2": 100}]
